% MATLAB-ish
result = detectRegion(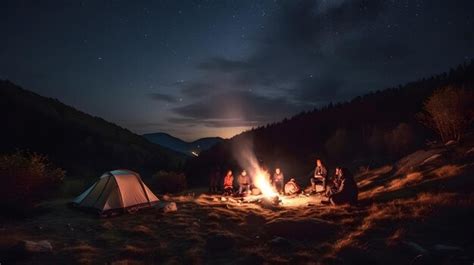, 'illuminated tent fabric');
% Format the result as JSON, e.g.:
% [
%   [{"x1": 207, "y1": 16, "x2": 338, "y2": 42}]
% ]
[{"x1": 72, "y1": 169, "x2": 159, "y2": 213}]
